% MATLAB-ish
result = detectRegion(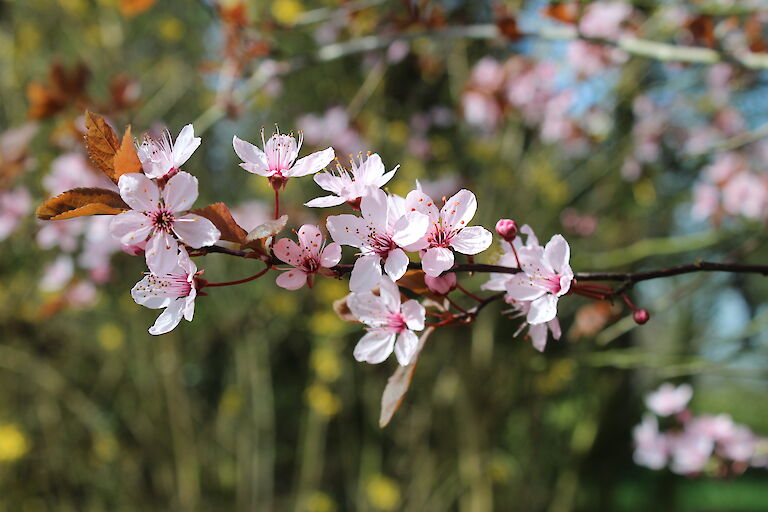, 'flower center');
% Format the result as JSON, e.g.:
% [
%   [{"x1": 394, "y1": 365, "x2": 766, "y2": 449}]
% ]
[
  {"x1": 142, "y1": 273, "x2": 191, "y2": 298},
  {"x1": 301, "y1": 255, "x2": 320, "y2": 273},
  {"x1": 427, "y1": 224, "x2": 452, "y2": 247},
  {"x1": 386, "y1": 312, "x2": 407, "y2": 333},
  {"x1": 150, "y1": 208, "x2": 175, "y2": 232},
  {"x1": 367, "y1": 233, "x2": 397, "y2": 257}
]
